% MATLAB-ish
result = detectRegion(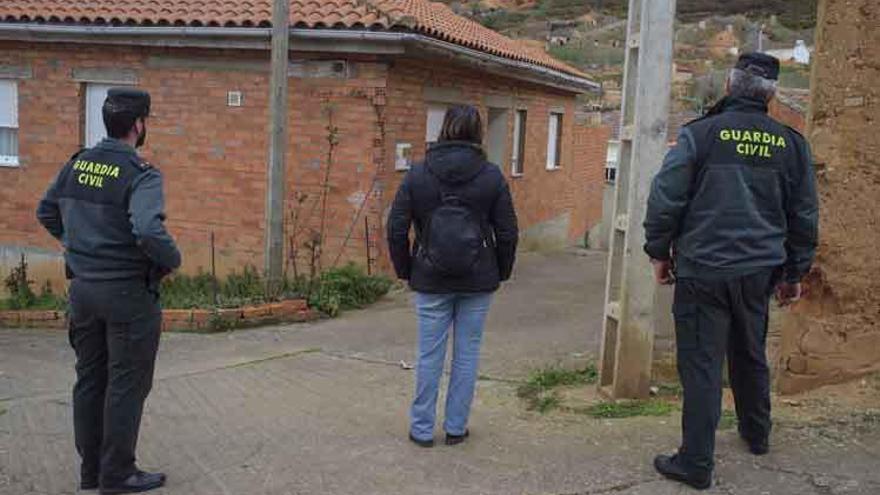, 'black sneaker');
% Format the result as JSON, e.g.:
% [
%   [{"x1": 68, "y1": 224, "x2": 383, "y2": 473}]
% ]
[
  {"x1": 445, "y1": 429, "x2": 470, "y2": 446},
  {"x1": 99, "y1": 471, "x2": 166, "y2": 494},
  {"x1": 654, "y1": 454, "x2": 712, "y2": 490},
  {"x1": 408, "y1": 433, "x2": 434, "y2": 448}
]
